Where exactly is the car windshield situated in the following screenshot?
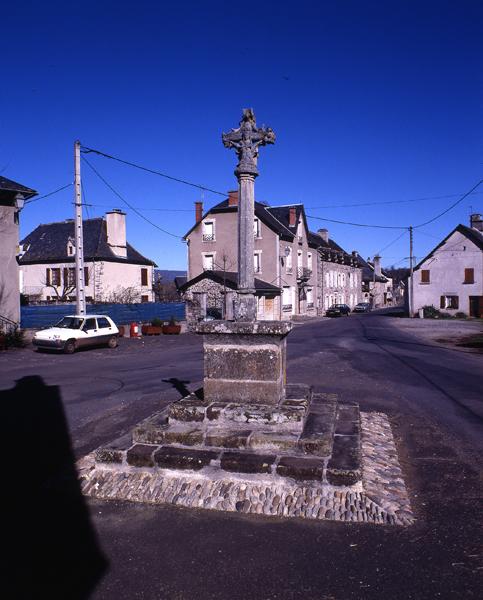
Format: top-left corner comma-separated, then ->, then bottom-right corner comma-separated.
55,317 -> 84,329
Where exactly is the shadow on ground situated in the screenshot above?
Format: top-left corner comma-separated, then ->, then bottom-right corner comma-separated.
3,376 -> 107,599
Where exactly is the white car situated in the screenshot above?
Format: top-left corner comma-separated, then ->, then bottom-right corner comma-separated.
33,314 -> 119,354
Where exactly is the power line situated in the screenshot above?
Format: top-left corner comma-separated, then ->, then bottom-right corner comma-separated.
80,145 -> 226,197
81,156 -> 183,239
306,213 -> 407,229
414,179 -> 483,229
81,202 -> 192,212
305,191 -> 483,210
373,230 -> 408,257
24,183 -> 73,204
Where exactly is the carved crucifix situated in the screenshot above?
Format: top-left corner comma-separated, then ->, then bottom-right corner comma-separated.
222,109 -> 275,321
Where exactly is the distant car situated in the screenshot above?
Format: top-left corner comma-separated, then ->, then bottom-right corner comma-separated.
353,302 -> 371,313
32,315 -> 119,354
325,304 -> 351,317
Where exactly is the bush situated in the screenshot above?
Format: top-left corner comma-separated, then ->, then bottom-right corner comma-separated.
151,317 -> 163,327
455,312 -> 467,319
422,305 -> 441,319
3,329 -> 26,348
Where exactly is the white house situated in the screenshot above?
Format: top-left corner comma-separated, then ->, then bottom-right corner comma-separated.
19,209 -> 157,303
411,214 -> 483,317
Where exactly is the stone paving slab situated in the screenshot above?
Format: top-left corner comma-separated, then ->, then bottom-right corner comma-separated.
79,411 -> 414,526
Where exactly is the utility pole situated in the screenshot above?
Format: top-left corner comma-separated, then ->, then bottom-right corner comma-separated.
409,225 -> 414,318
74,140 -> 86,316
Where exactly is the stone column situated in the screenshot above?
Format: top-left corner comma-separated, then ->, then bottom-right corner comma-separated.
235,173 -> 257,321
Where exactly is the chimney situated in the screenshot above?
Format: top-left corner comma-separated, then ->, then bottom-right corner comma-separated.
228,190 -> 238,206
195,201 -> 203,223
351,250 -> 358,257
106,209 -> 127,258
470,213 -> 483,232
289,206 -> 297,227
318,228 -> 329,243
373,255 -> 382,277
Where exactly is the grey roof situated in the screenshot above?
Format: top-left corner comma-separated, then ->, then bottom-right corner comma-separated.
178,270 -> 281,295
0,176 -> 37,205
356,254 -> 388,283
414,224 -> 483,270
19,217 -> 156,266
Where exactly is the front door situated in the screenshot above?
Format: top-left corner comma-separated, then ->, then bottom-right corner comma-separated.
469,296 -> 483,318
265,297 -> 274,320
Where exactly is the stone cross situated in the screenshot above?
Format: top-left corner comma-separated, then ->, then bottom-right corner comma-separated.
222,109 -> 275,320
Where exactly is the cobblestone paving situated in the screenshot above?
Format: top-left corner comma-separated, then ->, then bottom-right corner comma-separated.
78,411 -> 414,525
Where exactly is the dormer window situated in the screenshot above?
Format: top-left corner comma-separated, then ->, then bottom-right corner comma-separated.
67,238 -> 75,256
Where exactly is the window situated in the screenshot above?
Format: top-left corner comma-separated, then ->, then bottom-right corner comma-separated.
325,273 -> 329,287
464,268 -> 474,284
141,268 -> 148,286
297,250 -> 303,268
421,270 -> 430,283
51,268 -> 61,286
202,220 -> 215,242
307,252 -> 312,271
83,318 -> 97,331
282,286 -> 292,309
97,317 -> 111,329
253,218 -> 261,238
66,268 -> 75,287
141,295 -> 149,303
307,288 -> 313,308
254,251 -> 262,273
84,266 -> 90,286
203,253 -> 215,270
286,248 -> 292,273
440,296 -> 459,309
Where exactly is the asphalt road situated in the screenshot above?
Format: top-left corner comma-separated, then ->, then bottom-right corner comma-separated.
1,315 -> 482,599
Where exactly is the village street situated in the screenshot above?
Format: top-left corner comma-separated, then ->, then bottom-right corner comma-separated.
1,314 -> 482,599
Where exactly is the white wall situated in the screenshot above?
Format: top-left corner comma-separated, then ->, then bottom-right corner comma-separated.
413,230 -> 483,315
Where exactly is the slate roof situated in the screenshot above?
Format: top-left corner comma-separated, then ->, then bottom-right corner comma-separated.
413,224 -> 483,270
177,270 -> 281,295
19,217 -> 156,266
356,254 -> 388,283
0,176 -> 37,205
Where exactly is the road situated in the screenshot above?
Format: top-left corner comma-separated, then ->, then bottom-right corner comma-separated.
1,315 -> 482,599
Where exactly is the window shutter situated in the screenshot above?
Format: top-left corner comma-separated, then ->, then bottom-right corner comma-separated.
454,296 -> 459,309
464,268 -> 474,284
440,296 -> 445,309
141,268 -> 148,286
84,267 -> 89,286
46,268 -> 51,286
63,268 -> 68,285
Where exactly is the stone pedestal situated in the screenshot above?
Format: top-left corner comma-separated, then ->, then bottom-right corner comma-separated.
195,320 -> 292,405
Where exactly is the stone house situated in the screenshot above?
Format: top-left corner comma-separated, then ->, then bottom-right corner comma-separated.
181,191 -> 362,322
410,214 -> 483,317
357,254 -> 393,308
0,176 -> 37,329
19,209 -> 157,304
177,270 -> 281,327
183,191 -> 317,321
308,229 -> 362,312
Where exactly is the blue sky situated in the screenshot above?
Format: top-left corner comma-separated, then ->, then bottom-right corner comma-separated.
2,0 -> 482,270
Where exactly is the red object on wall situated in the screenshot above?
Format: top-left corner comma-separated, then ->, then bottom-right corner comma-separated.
130,322 -> 140,337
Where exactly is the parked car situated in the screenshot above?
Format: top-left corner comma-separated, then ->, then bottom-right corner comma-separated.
32,315 -> 119,354
325,304 -> 351,317
353,302 -> 371,313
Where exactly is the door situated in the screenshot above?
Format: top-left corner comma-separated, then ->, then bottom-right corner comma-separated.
469,296 -> 483,318
265,297 -> 274,320
81,317 -> 98,347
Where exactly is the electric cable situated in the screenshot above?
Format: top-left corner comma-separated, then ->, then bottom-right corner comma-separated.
24,183 -> 73,204
81,155 -> 183,239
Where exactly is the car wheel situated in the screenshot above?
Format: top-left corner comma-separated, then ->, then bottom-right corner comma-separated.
64,339 -> 76,354
107,336 -> 118,349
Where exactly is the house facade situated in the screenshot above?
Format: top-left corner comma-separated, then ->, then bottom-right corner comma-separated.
182,191 -> 362,323
0,176 -> 37,330
411,214 -> 483,317
357,254 -> 393,308
19,209 -> 157,304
